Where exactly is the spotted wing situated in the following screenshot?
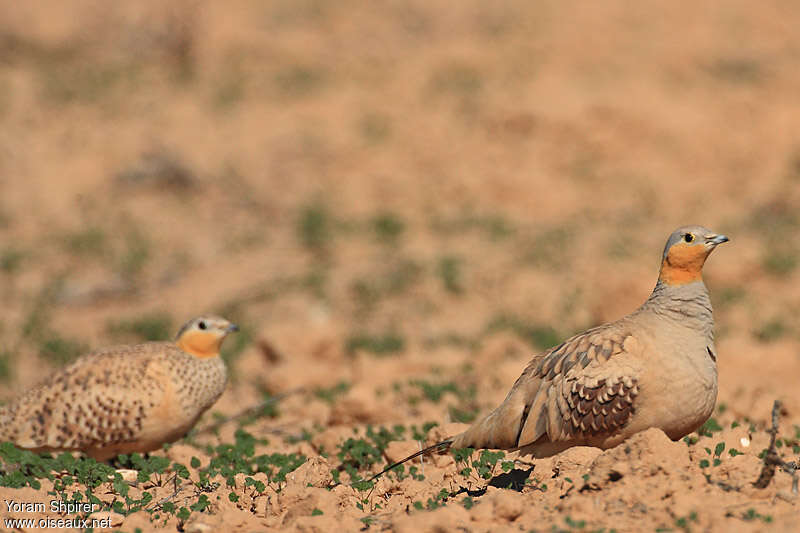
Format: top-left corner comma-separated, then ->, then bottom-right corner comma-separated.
2,344 -> 172,451
518,325 -> 640,444
453,323 -> 642,450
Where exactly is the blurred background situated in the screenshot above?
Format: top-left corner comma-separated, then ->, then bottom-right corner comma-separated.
0,0 -> 798,447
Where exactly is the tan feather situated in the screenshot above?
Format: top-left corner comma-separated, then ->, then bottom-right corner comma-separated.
0,316 -> 236,460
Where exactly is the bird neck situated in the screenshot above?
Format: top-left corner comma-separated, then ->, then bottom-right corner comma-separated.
657,245 -> 710,286
640,279 -> 714,333
176,332 -> 223,358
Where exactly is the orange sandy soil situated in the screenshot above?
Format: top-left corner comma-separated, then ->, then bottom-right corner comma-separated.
1,1 -> 800,531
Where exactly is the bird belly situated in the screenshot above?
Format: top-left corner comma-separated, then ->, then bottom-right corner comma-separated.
639,347 -> 717,440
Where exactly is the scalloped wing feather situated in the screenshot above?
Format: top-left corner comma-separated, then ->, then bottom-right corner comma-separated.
452,322 -> 643,452
518,326 -> 641,446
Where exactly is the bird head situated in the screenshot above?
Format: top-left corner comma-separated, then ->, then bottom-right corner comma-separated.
658,225 -> 729,286
175,315 -> 239,358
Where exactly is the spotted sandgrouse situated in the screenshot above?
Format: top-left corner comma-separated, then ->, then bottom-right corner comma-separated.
0,316 -> 237,460
374,225 -> 729,477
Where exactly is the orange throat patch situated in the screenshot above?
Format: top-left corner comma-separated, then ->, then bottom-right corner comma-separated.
658,243 -> 709,286
177,331 -> 223,358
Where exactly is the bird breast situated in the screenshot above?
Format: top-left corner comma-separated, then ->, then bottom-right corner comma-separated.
167,354 -> 228,417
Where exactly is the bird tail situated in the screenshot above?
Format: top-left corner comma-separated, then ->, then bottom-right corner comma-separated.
369,438 -> 454,482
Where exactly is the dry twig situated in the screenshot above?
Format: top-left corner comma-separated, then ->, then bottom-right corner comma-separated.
752,400 -> 799,492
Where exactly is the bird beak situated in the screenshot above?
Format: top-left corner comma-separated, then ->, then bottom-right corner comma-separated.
226,323 -> 240,333
706,234 -> 730,245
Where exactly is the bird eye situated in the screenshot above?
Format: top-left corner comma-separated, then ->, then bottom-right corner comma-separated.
684,233 -> 694,243
198,321 -> 207,330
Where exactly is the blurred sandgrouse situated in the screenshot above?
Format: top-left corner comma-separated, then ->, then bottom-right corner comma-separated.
374,225 -> 729,477
0,316 -> 237,460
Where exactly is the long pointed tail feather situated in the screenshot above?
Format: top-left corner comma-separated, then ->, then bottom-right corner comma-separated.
369,438 -> 454,482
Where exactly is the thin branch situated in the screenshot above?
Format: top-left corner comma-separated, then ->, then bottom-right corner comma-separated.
147,481 -> 184,513
752,400 -> 798,493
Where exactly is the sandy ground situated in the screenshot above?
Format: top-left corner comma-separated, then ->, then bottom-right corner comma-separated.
1,1 -> 800,531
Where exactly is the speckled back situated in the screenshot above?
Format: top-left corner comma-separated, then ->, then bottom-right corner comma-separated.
0,341 -> 227,458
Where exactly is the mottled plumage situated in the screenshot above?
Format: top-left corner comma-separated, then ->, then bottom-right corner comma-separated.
373,226 -> 729,478
0,316 -> 236,460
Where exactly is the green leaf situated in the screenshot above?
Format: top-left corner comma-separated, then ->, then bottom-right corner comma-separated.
714,442 -> 725,457
174,463 -> 190,479
190,495 -> 210,512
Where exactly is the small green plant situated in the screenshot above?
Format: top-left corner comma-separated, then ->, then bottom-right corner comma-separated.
715,286 -> 746,308
741,508 -> 772,523
349,259 -> 423,313
792,426 -> 800,454
706,57 -> 762,84
409,379 -> 460,403
753,319 -> 788,343
107,312 -> 173,342
0,351 -> 12,382
334,425 -> 420,483
20,284 -> 85,364
39,335 -> 87,365
697,417 -> 723,437
421,332 -> 479,350
411,422 -> 438,441
371,212 -> 405,244
763,249 -> 798,276
63,227 -> 107,257
274,64 -> 327,98
437,255 -> 463,294
429,212 -> 514,240
350,279 -> 380,311
336,437 -> 382,483
674,511 -> 698,531
520,226 -> 574,270
117,229 -> 151,279
698,441 -> 728,481
403,379 -> 478,423
298,202 -> 333,252
448,405 -> 478,423
345,331 -> 405,356
429,62 -> 482,97
486,313 -> 561,350
713,441 -> 725,466
452,448 -> 506,481
412,488 -> 450,511
564,516 -> 586,529
314,382 -> 351,404
0,248 -> 24,274
199,429 -> 305,488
